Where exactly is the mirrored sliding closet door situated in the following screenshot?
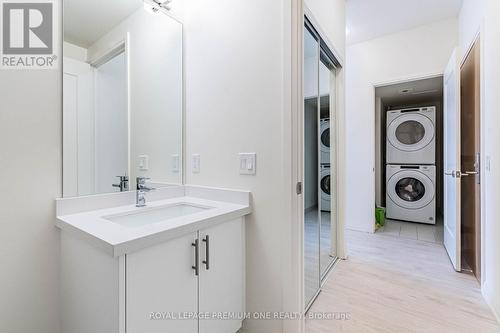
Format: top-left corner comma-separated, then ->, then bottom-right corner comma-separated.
303,17 -> 340,310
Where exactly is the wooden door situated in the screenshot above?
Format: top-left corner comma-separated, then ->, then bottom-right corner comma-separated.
460,39 -> 481,281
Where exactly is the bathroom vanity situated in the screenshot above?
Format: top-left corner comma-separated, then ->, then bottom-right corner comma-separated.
56,186 -> 251,333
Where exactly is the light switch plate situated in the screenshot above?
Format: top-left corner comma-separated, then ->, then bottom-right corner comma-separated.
192,154 -> 200,173
138,155 -> 149,171
239,153 -> 256,175
172,154 -> 180,173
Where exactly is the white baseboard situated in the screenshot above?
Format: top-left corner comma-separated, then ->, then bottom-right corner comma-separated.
345,224 -> 375,234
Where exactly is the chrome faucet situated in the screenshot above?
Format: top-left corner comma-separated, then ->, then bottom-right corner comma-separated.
136,177 -> 155,207
112,175 -> 129,192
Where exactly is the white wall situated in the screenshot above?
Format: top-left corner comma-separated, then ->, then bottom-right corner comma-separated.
0,11 -> 62,333
345,18 -> 458,233
482,0 -> 500,320
458,0 -> 486,59
182,0 -> 345,332
63,42 -> 87,62
458,0 -> 500,321
182,2 -> 289,332
305,0 -> 346,57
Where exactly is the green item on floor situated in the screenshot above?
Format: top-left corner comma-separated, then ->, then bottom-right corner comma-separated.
375,206 -> 386,228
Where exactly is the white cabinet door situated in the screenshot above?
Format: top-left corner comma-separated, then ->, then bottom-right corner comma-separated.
126,232 -> 199,333
199,219 -> 245,333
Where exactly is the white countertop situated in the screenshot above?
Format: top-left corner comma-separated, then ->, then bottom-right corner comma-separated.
56,187 -> 251,257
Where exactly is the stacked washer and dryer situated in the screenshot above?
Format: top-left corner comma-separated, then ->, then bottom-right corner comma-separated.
320,119 -> 331,212
386,107 -> 436,224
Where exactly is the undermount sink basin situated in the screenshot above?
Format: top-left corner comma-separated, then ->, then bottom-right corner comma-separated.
104,203 -> 212,228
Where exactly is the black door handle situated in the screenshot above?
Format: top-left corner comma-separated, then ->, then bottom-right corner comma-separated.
192,239 -> 199,276
202,235 -> 210,270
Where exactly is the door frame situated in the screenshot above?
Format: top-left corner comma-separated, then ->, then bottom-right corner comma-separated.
289,1 -> 347,322
303,16 -> 343,310
287,2 -> 347,332
459,30 -> 486,285
87,36 -> 131,193
371,72 -> 443,234
303,4 -> 346,262
284,1 -> 305,332
369,30 -> 486,285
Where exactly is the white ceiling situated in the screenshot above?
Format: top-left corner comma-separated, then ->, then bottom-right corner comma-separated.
64,0 -> 142,48
376,76 -> 443,107
346,0 -> 463,45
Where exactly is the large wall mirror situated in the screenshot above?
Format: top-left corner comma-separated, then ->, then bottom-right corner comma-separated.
62,0 -> 183,197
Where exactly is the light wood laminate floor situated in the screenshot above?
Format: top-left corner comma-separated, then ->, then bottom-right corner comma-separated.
305,230 -> 500,333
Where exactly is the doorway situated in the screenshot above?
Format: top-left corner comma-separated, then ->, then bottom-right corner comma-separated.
460,39 -> 481,281
63,45 -> 128,197
374,77 -> 444,241
93,50 -> 129,194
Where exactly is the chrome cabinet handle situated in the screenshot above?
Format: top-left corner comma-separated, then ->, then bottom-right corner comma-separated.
202,235 -> 210,270
192,239 -> 199,276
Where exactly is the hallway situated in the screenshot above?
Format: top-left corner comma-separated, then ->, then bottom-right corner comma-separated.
305,230 -> 500,333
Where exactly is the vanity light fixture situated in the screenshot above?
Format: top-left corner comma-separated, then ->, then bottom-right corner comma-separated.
143,0 -> 173,14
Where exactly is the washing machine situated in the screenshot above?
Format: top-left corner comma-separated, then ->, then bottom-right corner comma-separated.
386,107 -> 436,164
320,165 -> 331,212
320,119 -> 330,164
386,164 -> 436,224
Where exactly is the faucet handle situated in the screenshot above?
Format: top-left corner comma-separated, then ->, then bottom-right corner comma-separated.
136,177 -> 154,190
113,175 -> 129,191
136,176 -> 150,184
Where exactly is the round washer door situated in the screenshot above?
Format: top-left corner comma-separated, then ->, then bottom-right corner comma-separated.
387,170 -> 434,209
320,168 -> 330,197
387,113 -> 434,152
320,121 -> 330,153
